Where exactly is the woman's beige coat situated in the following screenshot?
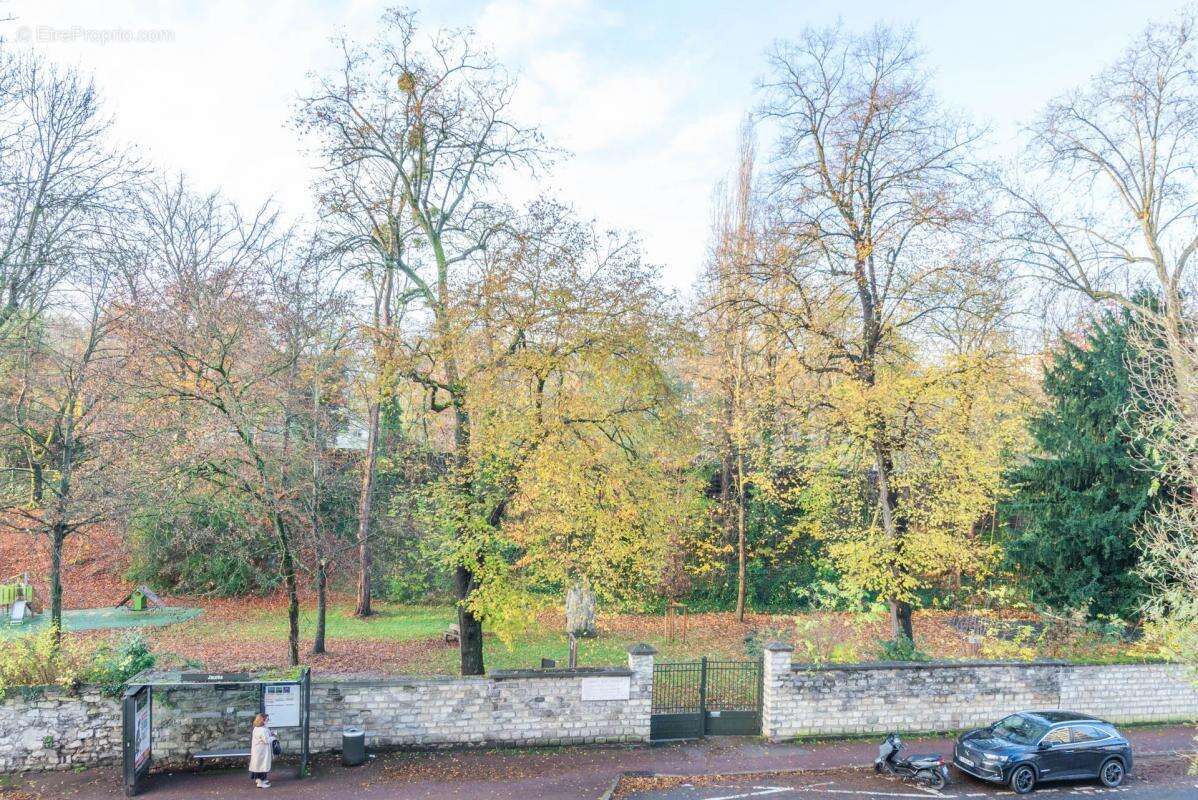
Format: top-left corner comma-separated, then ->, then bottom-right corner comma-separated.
249,725 -> 273,773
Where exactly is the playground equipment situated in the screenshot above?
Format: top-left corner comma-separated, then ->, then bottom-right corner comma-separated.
115,586 -> 166,612
1,573 -> 37,625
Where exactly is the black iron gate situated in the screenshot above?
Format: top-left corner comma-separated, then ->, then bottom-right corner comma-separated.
650,657 -> 761,741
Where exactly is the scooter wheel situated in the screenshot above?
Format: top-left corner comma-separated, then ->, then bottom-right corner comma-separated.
917,769 -> 947,790
874,763 -> 883,774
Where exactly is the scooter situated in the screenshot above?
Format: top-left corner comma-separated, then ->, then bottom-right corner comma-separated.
874,732 -> 949,789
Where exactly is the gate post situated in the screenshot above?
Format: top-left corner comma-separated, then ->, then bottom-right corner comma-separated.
628,643 -> 656,742
761,641 -> 793,742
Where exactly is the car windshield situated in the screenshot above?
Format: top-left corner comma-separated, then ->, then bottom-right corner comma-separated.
990,714 -> 1050,745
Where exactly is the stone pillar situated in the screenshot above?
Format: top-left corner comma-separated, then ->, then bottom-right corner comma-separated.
627,643 -> 656,742
761,641 -> 793,742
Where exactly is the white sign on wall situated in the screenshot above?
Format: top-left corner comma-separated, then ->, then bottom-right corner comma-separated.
263,684 -> 301,727
580,675 -> 631,702
133,690 -> 151,771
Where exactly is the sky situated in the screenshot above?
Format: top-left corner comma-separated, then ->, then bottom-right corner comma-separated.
2,0 -> 1188,292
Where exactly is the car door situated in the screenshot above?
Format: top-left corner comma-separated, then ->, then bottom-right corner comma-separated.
1034,725 -> 1075,781
1067,724 -> 1110,777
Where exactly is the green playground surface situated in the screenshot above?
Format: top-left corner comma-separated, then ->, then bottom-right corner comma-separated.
1,606 -> 201,637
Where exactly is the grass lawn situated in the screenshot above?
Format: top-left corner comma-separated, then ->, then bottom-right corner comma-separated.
146,600 -> 815,673
123,598 -> 1164,675
158,601 -> 695,673
225,602 -> 451,642
1,606 -> 201,638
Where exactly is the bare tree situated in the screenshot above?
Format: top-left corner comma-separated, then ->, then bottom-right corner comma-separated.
0,51 -> 136,641
760,23 -> 984,641
271,254 -> 355,656
0,228 -> 141,640
0,52 -> 131,340
1005,11 -> 1198,500
126,177 -> 311,666
299,9 -> 546,674
1130,317 -> 1198,661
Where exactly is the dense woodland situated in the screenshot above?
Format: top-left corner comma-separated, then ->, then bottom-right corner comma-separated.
2,9 -> 1197,675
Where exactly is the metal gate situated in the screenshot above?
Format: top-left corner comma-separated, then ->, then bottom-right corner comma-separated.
650,657 -> 761,741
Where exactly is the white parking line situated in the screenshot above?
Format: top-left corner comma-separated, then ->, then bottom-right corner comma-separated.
812,790 -> 959,798
706,788 -> 790,800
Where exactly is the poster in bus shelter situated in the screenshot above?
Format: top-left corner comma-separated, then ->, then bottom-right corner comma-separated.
134,689 -> 151,771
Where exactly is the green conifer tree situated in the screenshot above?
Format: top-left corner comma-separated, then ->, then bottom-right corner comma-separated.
1005,304 -> 1164,619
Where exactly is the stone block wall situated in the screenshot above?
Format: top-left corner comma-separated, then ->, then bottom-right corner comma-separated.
1060,663 -> 1198,723
761,643 -> 1198,740
0,645 -> 654,773
4,646 -> 1194,773
0,688 -> 120,773
300,663 -> 650,752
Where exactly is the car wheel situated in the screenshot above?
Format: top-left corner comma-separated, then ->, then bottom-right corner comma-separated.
1009,764 -> 1036,794
1099,758 -> 1125,787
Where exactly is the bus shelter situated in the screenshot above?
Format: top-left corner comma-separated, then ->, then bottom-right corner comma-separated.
122,668 -> 311,796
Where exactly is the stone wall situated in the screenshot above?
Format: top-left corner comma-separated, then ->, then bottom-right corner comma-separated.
0,688 -> 121,773
761,642 -> 1198,740
299,656 -> 652,752
5,645 -> 1196,774
0,645 -> 655,774
1060,663 -> 1198,723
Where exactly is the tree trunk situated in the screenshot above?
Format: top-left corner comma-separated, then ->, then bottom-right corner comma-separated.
735,451 -> 748,622
270,510 -> 301,666
455,564 -> 485,675
354,401 -> 381,617
873,443 -> 914,643
49,522 -> 65,645
889,598 -> 914,642
312,558 -> 328,655
565,578 -> 597,638
30,461 -> 43,503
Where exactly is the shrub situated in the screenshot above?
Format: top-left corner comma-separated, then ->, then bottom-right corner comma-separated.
86,635 -> 156,696
744,623 -> 793,658
0,629 -> 92,696
126,496 -> 281,596
876,634 -> 930,662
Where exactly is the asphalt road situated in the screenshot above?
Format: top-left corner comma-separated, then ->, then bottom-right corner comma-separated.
616,759 -> 1198,800
10,730 -> 1195,799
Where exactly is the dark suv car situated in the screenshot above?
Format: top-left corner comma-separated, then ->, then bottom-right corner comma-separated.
954,710 -> 1132,794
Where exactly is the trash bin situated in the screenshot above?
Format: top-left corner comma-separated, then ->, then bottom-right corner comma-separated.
341,726 -> 366,766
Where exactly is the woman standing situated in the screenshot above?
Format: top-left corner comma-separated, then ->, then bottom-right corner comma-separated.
249,713 -> 275,788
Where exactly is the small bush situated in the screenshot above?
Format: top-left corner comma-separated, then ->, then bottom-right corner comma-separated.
87,635 -> 156,696
744,623 -> 792,658
792,616 -> 861,664
0,628 -> 92,696
876,634 -> 930,662
0,631 -> 157,698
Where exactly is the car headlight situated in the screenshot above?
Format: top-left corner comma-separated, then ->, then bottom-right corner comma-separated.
982,753 -> 1009,764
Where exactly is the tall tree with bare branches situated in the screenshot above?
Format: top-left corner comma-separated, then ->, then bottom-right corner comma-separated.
300,9 -> 547,673
1005,11 -> 1198,502
0,53 -> 131,340
760,23 -> 988,642
125,178 -> 317,666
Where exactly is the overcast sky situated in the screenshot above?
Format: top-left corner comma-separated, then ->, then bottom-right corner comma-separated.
3,0 -> 1187,291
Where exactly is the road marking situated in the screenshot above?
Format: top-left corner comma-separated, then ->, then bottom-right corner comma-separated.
811,790 -> 959,798
706,788 -> 790,800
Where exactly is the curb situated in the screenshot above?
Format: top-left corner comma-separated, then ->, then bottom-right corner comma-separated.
597,774 -> 622,800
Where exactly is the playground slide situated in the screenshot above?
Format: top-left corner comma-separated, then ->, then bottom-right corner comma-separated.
9,599 -> 28,623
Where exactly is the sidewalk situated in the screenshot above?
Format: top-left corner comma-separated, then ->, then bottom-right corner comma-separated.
10,724 -> 1195,800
